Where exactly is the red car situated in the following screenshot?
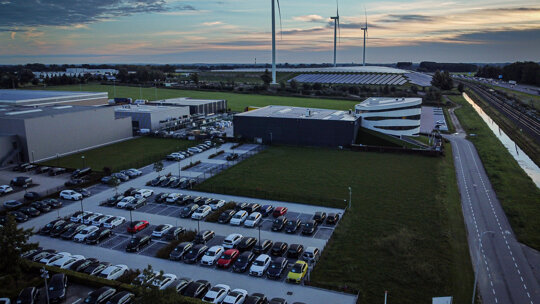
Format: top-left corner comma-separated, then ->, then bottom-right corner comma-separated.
217,249 -> 240,268
127,220 -> 149,233
273,207 -> 288,218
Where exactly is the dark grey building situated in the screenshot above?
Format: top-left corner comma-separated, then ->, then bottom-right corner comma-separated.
149,98 -> 227,115
233,106 -> 360,147
0,89 -> 109,106
115,105 -> 190,131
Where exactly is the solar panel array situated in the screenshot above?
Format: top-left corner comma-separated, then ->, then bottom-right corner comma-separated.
289,73 -> 408,85
404,73 -> 432,87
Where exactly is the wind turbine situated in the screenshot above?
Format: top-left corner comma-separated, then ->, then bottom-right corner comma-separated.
271,0 -> 283,84
361,9 -> 368,66
330,0 -> 340,67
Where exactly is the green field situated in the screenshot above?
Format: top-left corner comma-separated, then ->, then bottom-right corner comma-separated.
487,84 -> 540,111
41,84 -> 360,112
450,94 -> 540,250
39,137 -> 194,172
195,146 -> 473,303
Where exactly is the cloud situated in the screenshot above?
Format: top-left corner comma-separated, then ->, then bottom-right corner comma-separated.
379,14 -> 434,23
293,15 -> 327,23
281,27 -> 326,35
202,21 -> 223,26
0,0 -> 196,28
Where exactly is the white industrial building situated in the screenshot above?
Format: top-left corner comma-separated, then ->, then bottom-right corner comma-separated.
355,97 -> 422,137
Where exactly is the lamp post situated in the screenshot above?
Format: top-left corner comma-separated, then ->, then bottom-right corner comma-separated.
129,209 -> 133,238
258,225 -> 261,246
197,219 -> 200,234
80,197 -> 84,213
348,186 -> 352,209
178,158 -> 181,178
472,231 -> 495,304
81,155 -> 85,168
40,267 -> 50,304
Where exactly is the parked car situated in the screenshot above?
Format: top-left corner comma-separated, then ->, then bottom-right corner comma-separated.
71,167 -> 92,179
12,163 -> 30,171
74,188 -> 91,197
23,191 -> 40,201
83,286 -> 116,304
65,178 -> 86,187
164,226 -> 185,241
243,203 -> 261,213
312,212 -> 327,224
31,201 -> 51,213
171,278 -> 192,295
151,273 -> 177,290
126,236 -> 151,252
285,219 -> 302,233
123,187 -> 138,197
3,200 -> 23,209
287,244 -> 305,258
200,246 -> 225,266
102,216 -> 126,229
232,251 -> 255,273
182,280 -> 211,299
260,205 -> 274,217
302,247 -> 320,264
73,226 -> 99,242
50,222 -> 76,237
0,185 -> 14,195
61,224 -> 87,240
237,237 -> 257,252
69,211 -> 90,223
10,176 -> 32,187
127,220 -> 149,233
106,291 -> 134,304
98,264 -> 129,280
86,228 -> 113,245
154,192 -> 168,203
267,257 -> 289,279
123,168 -> 142,178
202,284 -> 230,303
302,220 -> 318,235
35,166 -> 50,174
222,289 -> 248,304
125,198 -> 146,210
150,176 -> 166,186
208,199 -> 225,210
234,202 -> 248,211
48,167 -> 67,176
83,213 -> 103,225
245,293 -> 268,304
43,198 -> 62,209
69,258 -> 98,272
134,189 -> 153,199
192,205 -> 212,220
272,206 -> 288,218
218,210 -> 236,224
170,242 -> 193,260
217,249 -> 239,269
169,177 -> 182,188
271,242 -> 289,256
194,230 -> 215,244
244,212 -> 262,228
51,255 -> 85,269
48,273 -> 68,302
253,239 -> 273,255
271,216 -> 287,231
287,260 -> 308,283
183,244 -> 209,264
101,176 -> 113,184
222,233 -> 243,249
16,286 -> 40,304
85,262 -> 109,275
8,211 -> 28,222
249,254 -> 271,277
40,219 -> 65,235
230,210 -> 248,226
180,204 -> 199,218
152,224 -> 173,238
326,213 -> 340,225
116,196 -> 135,208
92,214 -> 112,226
111,172 -> 129,182
59,190 -> 82,200
19,206 -> 40,217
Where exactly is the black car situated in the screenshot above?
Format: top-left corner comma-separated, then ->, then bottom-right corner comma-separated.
31,201 -> 51,213
287,244 -> 304,258
237,237 -> 257,252
10,176 -> 32,187
266,257 -> 289,279
123,187 -> 137,196
40,219 -> 65,235
71,167 -> 92,179
50,222 -> 76,237
16,286 -> 40,304
271,216 -> 287,231
302,220 -> 318,235
19,206 -> 41,217
170,242 -> 193,260
12,163 -> 30,171
24,191 -> 40,201
313,212 -> 327,224
48,273 -> 68,302
194,230 -> 215,244
61,224 -> 87,240
260,205 -> 274,217
64,179 -> 86,187
112,173 -> 129,182
69,258 -> 99,272
253,239 -> 273,255
180,203 -> 199,218
125,198 -> 146,210
74,188 -> 91,197
218,209 -> 235,224
159,177 -> 174,187
172,278 -> 192,295
182,280 -> 211,299
86,228 -> 113,244
35,166 -> 50,174
126,236 -> 151,252
154,193 -> 168,203
83,286 -> 116,304
269,298 -> 287,304
226,153 -> 239,161
8,211 -> 28,222
170,178 -> 182,188
150,176 -> 165,187
243,203 -> 261,213
49,167 -> 67,176
285,219 -> 302,233
83,262 -> 110,276
271,242 -> 288,256
183,244 -> 209,263
106,291 -> 134,304
164,226 -> 185,241
326,213 -> 340,225
245,293 -> 268,304
232,251 -> 255,273
102,195 -> 124,207
44,198 -> 62,208
234,202 -> 248,211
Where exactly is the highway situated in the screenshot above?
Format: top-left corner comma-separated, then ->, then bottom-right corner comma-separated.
446,109 -> 540,304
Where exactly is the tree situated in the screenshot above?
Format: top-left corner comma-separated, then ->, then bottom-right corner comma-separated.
410,85 -> 418,94
189,73 -> 199,86
457,82 -> 464,93
0,215 -> 37,277
312,83 -> 322,90
260,69 -> 272,85
109,176 -> 120,195
154,160 -> 164,176
289,79 -> 298,90
431,70 -> 453,90
18,69 -> 35,84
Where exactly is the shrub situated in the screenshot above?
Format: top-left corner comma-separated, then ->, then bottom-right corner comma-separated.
204,202 -> 236,223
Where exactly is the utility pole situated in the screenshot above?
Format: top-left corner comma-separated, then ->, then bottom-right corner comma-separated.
80,197 -> 84,213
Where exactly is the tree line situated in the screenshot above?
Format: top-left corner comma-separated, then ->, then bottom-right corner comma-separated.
476,61 -> 540,86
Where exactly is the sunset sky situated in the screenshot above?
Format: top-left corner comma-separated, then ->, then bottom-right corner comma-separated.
0,0 -> 539,64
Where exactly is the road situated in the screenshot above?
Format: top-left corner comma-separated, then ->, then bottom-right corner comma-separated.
446,109 -> 540,304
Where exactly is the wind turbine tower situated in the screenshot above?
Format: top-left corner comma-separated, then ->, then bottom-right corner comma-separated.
271,0 -> 282,84
361,10 -> 368,66
330,1 -> 340,67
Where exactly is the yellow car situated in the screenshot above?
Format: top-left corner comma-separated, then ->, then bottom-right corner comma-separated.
287,260 -> 308,283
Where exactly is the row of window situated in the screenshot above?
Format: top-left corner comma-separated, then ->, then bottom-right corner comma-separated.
364,114 -> 421,121
356,104 -> 421,114
374,125 -> 420,131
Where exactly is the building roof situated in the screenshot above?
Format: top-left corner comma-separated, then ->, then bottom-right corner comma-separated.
235,105 -> 357,121
0,104 -> 110,120
356,97 -> 421,111
114,104 -> 187,114
151,97 -> 224,106
0,89 -> 108,106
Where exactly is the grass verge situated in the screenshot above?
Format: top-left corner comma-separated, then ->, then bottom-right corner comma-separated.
195,145 -> 473,303
450,94 -> 540,249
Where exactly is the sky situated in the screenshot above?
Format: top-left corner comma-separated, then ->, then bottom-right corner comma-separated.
0,0 -> 539,65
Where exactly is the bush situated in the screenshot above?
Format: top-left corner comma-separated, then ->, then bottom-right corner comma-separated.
181,161 -> 201,170
208,150 -> 224,159
155,230 -> 197,259
204,202 -> 236,223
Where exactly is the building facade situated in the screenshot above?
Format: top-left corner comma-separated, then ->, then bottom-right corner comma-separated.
150,98 -> 227,115
355,97 -> 422,137
0,90 -> 109,106
115,105 -> 190,131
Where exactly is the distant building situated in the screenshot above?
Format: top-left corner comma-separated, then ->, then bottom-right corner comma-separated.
0,89 -> 108,106
234,105 -> 360,147
149,98 -> 227,115
115,104 -> 190,132
355,97 -> 422,137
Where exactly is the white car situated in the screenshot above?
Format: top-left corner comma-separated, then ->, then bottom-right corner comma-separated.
244,212 -> 262,228
70,211 -> 92,223
203,284 -> 230,303
132,271 -> 160,286
151,273 -> 177,290
167,152 -> 185,160
59,190 -> 82,200
116,196 -> 135,208
134,189 -> 153,199
40,252 -> 70,265
249,254 -> 271,277
230,210 -> 248,226
103,216 -> 126,229
222,289 -> 248,304
51,255 -> 85,269
0,185 -> 13,195
73,225 -> 99,242
98,264 -> 129,280
191,205 -> 212,220
166,193 -> 182,203
188,147 -> 202,153
127,168 -> 142,176
209,200 -> 225,210
92,214 -> 113,226
151,224 -> 173,238
200,246 -> 224,266
83,213 -> 103,225
222,233 -> 243,249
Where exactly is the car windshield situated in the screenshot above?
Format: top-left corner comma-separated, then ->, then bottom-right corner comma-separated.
274,219 -> 282,224
182,207 -> 191,212
84,295 -> 98,303
253,260 -> 265,266
270,263 -> 279,269
130,239 -> 139,244
206,250 -> 216,256
221,254 -> 231,259
292,264 -> 304,273
305,223 -> 313,228
287,221 -> 294,226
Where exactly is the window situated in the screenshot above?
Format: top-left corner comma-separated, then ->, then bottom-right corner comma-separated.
374,125 -> 420,131
364,114 -> 421,121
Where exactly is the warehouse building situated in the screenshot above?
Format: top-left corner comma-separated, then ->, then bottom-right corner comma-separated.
115,105 -> 190,132
355,97 -> 422,137
0,89 -> 109,106
150,97 -> 227,115
0,104 -> 132,165
234,106 -> 360,147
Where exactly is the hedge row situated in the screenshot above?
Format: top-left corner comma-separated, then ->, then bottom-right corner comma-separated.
208,150 -> 225,159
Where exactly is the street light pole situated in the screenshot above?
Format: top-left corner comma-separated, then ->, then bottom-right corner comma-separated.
197,219 -> 200,234
81,155 -> 85,168
258,225 -> 261,246
40,267 -> 50,304
348,187 -> 352,209
80,197 -> 84,213
472,231 -> 495,304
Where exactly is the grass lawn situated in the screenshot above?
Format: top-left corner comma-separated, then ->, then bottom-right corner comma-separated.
450,94 -> 540,250
486,83 -> 540,111
40,84 -> 360,112
39,137 -> 195,172
195,145 -> 473,303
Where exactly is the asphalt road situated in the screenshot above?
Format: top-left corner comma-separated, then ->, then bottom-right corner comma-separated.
447,110 -> 540,304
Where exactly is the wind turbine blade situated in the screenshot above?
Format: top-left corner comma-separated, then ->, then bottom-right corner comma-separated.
338,18 -> 341,45
336,0 -> 339,17
364,7 -> 367,28
277,0 -> 283,40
